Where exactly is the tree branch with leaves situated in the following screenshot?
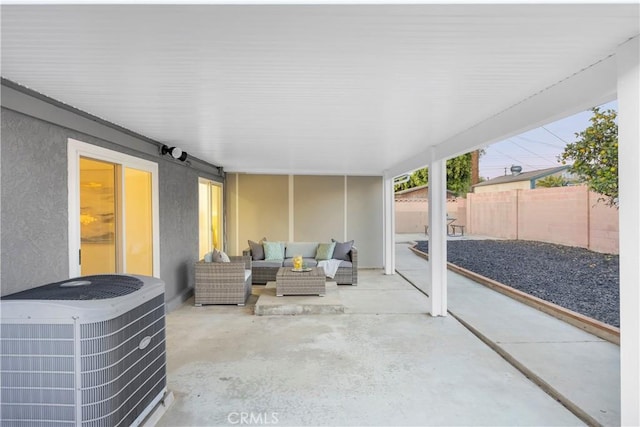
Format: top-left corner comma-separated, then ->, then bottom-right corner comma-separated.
560,107 -> 618,207
394,151 -> 481,196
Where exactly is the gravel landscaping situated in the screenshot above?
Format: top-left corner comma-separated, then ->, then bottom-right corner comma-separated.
414,239 -> 619,327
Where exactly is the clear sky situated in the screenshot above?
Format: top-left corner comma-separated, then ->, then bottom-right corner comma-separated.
479,100 -> 618,180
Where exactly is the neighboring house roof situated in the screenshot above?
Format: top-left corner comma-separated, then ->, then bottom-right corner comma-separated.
394,184 -> 456,198
473,165 -> 570,188
395,184 -> 429,196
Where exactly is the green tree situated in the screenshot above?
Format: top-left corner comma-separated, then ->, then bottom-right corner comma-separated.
394,152 -> 474,196
536,175 -> 568,188
446,153 -> 473,195
559,107 -> 618,207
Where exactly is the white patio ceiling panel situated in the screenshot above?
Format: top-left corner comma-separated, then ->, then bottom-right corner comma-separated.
1,4 -> 638,175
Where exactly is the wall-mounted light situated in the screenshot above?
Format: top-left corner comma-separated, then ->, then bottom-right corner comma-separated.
161,145 -> 188,162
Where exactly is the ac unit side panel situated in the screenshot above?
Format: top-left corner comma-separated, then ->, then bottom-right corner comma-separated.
79,293 -> 166,427
0,323 -> 77,425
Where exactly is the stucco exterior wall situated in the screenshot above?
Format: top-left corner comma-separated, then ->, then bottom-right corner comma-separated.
1,98 -> 222,307
1,108 -> 70,293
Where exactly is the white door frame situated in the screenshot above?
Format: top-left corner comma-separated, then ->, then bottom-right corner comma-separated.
67,138 -> 160,277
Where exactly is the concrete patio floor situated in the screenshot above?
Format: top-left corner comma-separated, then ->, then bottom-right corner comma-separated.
155,243 -> 618,426
395,241 -> 620,427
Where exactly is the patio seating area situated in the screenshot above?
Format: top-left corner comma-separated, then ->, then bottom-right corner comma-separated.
154,244 -> 619,426
194,255 -> 253,306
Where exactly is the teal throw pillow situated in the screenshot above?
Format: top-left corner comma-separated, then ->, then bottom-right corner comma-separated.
315,242 -> 336,261
263,241 -> 285,260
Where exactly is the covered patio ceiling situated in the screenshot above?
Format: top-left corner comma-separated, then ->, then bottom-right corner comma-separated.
1,3 -> 638,175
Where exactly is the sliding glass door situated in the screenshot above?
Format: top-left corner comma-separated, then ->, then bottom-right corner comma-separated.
78,157 -> 119,275
69,139 -> 159,277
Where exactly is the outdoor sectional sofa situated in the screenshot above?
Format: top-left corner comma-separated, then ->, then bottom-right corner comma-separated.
243,241 -> 358,285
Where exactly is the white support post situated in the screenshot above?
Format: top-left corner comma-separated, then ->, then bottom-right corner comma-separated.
617,35 -> 640,427
428,156 -> 447,316
383,175 -> 395,275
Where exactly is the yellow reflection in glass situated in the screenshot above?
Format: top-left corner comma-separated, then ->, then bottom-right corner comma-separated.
80,157 -> 117,275
125,167 -> 153,275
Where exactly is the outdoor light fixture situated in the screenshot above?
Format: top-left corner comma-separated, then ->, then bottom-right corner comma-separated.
161,145 -> 188,162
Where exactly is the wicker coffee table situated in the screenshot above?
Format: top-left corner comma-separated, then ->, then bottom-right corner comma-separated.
276,267 -> 326,297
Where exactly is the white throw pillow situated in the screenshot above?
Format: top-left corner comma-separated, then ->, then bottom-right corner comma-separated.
212,248 -> 231,263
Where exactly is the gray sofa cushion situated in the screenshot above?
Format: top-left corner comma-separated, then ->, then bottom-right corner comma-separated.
339,260 -> 352,268
285,242 -> 318,258
283,258 -> 318,267
252,260 -> 284,268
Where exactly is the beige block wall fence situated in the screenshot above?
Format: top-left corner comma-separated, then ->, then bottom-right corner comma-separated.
472,180 -> 532,193
396,185 -> 619,254
226,173 -> 384,268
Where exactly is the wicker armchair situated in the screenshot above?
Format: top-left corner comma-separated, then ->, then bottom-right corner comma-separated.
194,256 -> 252,306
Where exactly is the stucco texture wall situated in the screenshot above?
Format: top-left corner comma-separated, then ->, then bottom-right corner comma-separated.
1,107 -> 218,304
1,108 -> 70,294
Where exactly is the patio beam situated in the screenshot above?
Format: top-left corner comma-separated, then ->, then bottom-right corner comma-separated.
386,54 -> 617,178
617,35 -> 640,427
428,155 -> 447,316
383,175 -> 395,275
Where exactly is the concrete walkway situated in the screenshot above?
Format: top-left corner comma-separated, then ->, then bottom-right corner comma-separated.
152,245 -> 619,426
395,242 -> 620,426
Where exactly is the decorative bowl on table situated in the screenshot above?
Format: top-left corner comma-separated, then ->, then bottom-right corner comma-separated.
293,255 -> 303,270
291,255 -> 311,272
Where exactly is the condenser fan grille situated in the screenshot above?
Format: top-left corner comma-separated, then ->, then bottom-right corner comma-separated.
1,276 -> 166,427
2,275 -> 143,300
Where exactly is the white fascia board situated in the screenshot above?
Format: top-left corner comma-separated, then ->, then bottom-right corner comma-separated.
386,54 -> 618,178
